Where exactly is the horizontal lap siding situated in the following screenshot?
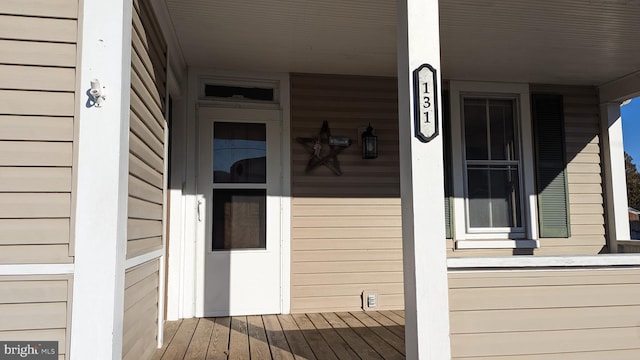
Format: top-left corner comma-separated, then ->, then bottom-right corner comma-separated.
0,0 -> 77,264
127,0 -> 166,259
290,74 -> 403,313
0,275 -> 72,359
122,3 -> 164,359
122,260 -> 160,360
447,85 -> 605,257
533,85 -> 605,255
449,268 -> 640,359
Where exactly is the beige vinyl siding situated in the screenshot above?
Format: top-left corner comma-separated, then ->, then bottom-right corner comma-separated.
534,85 -> 605,254
290,74 -> 403,313
122,260 -> 160,360
127,0 -> 167,259
449,268 -> 640,359
0,0 -> 78,263
447,85 -> 605,256
0,275 -> 73,360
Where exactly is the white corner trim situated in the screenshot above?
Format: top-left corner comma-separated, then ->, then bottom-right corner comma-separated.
455,239 -> 539,249
0,264 -> 74,276
157,252 -> 166,348
447,254 -> 640,268
125,250 -> 164,270
279,73 -> 292,315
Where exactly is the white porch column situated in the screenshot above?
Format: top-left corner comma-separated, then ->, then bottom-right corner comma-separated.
397,0 -> 452,359
600,103 -> 631,251
70,0 -> 132,358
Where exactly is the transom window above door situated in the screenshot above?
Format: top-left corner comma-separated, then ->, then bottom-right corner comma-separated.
450,82 -> 539,249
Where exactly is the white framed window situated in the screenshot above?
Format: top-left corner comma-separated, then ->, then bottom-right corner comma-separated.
450,81 -> 538,249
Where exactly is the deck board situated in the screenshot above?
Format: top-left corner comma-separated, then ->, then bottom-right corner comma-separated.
380,310 -> 405,326
290,314 -> 339,360
336,312 -> 404,360
321,312 -> 384,360
364,311 -> 406,340
350,312 -> 405,355
206,317 -> 231,360
160,318 -> 198,360
263,314 -> 295,360
277,314 -> 317,360
247,316 -> 272,360
228,316 -> 250,360
154,312 -> 406,359
184,318 -> 214,359
306,313 -> 361,360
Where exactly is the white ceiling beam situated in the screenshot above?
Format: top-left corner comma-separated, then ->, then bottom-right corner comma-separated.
599,70 -> 640,103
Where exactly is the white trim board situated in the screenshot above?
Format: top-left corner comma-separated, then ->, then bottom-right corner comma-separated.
455,239 -> 539,249
125,250 -> 164,270
0,264 -> 74,276
448,254 -> 640,268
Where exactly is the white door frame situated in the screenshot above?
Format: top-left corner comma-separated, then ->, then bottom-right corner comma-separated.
169,69 -> 291,319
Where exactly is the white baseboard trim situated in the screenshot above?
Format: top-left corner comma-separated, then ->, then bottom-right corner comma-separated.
125,249 -> 164,270
448,254 -> 640,269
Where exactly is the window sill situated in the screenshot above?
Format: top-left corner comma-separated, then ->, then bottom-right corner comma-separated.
454,239 -> 539,249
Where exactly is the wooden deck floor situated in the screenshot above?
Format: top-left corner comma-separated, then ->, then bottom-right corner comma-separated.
152,311 -> 406,360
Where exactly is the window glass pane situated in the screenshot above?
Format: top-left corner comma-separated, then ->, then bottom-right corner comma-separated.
467,167 -> 491,227
213,122 -> 266,183
464,98 -> 488,160
467,165 -> 522,228
212,189 -> 266,250
489,99 -> 518,160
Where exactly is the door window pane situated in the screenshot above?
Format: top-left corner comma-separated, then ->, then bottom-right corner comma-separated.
212,189 -> 266,250
213,122 -> 266,183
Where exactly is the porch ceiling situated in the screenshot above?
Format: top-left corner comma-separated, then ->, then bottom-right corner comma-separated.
163,0 -> 640,85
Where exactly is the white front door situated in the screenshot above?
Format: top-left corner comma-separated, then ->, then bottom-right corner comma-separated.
197,107 -> 282,316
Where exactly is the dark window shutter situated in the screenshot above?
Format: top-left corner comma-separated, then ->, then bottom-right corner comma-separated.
532,94 -> 571,238
442,91 -> 453,238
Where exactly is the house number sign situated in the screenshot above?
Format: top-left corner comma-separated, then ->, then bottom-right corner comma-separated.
413,64 -> 439,142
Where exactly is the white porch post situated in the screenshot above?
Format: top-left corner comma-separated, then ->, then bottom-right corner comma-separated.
600,103 -> 631,251
397,0 -> 451,359
70,0 -> 132,358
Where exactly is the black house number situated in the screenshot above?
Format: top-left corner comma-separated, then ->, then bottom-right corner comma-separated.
413,64 -> 439,143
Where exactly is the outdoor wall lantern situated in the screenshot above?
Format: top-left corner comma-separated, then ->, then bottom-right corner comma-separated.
361,124 -> 378,159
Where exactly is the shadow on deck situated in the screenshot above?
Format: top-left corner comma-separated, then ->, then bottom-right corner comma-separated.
153,311 -> 406,360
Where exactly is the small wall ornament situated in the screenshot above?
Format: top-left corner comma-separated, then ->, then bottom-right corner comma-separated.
296,121 -> 351,175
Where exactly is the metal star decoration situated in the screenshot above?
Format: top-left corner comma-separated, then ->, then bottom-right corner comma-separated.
296,121 -> 351,175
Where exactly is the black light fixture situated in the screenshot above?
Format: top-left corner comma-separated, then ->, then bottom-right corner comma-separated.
361,124 -> 378,159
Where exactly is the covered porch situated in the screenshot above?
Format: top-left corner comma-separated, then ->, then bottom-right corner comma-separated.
151,0 -> 640,359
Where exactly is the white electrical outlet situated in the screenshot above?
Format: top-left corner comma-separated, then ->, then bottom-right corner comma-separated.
367,294 -> 377,307
362,290 -> 378,311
